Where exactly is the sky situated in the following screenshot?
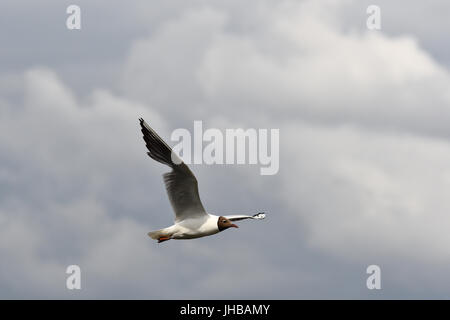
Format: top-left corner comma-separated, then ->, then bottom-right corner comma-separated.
1,0 -> 450,299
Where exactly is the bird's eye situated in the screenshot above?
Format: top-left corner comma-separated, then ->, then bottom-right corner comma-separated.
222,220 -> 227,223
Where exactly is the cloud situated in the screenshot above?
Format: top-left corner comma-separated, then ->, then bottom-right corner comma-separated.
119,0 -> 450,143
118,0 -> 450,297
121,7 -> 228,119
280,123 -> 450,261
197,1 -> 450,137
0,68 -> 171,298
0,68 -> 286,299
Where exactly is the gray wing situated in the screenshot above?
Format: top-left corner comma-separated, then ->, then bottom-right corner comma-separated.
224,212 -> 266,221
139,118 -> 207,222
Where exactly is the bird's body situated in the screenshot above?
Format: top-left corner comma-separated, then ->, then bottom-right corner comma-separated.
148,214 -> 220,241
138,118 -> 265,243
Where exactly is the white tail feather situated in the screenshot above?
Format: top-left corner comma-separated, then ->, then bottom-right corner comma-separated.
148,229 -> 167,240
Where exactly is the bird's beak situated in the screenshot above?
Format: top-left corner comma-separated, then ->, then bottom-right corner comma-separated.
231,224 -> 239,228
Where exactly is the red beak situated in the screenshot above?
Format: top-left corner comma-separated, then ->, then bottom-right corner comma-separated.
231,224 -> 239,228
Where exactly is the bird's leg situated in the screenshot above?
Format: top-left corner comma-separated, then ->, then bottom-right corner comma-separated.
158,237 -> 171,243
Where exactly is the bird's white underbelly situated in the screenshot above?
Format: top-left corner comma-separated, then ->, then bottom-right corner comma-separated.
170,216 -> 219,239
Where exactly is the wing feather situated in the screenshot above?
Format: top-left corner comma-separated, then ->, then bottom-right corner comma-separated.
139,118 -> 207,222
224,212 -> 266,221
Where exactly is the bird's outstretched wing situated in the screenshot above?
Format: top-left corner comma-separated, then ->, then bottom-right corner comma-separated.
224,212 -> 266,221
139,118 -> 207,223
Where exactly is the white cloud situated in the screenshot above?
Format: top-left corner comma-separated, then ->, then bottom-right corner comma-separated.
280,122 -> 450,264
0,68 -> 283,298
120,0 -> 450,139
122,7 -> 228,114
0,68 -> 171,297
197,1 -> 450,136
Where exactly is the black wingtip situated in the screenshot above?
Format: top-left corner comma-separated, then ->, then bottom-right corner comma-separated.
253,212 -> 266,217
139,117 -> 144,124
251,212 -> 266,220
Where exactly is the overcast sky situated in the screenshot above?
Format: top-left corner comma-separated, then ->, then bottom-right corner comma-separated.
1,0 -> 450,299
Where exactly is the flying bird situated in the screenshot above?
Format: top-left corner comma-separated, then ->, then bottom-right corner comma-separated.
139,118 -> 266,243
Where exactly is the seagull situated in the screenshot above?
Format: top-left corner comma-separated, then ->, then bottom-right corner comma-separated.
139,118 -> 266,243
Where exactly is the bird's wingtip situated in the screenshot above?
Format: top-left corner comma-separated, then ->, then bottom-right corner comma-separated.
253,212 -> 266,219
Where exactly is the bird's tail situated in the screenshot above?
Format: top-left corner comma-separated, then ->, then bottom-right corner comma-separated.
147,228 -> 169,240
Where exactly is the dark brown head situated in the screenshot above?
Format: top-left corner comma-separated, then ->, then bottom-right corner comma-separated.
217,216 -> 239,231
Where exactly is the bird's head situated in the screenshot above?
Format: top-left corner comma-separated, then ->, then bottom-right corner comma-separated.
217,216 -> 239,231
